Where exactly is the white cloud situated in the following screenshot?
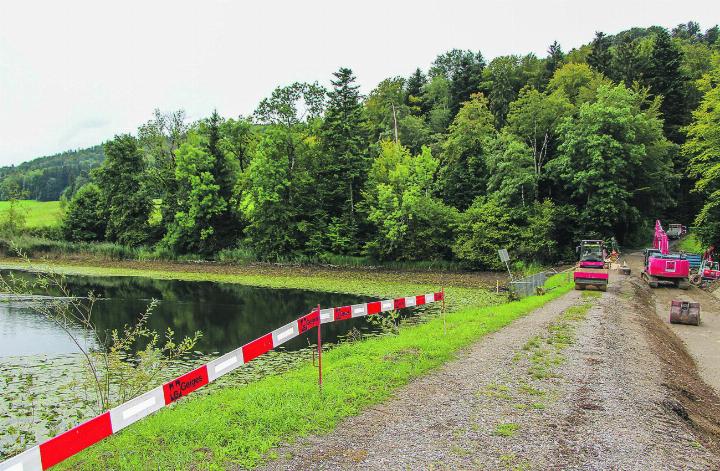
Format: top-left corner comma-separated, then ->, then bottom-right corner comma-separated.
0,0 -> 717,165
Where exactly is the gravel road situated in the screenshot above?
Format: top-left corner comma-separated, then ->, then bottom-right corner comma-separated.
621,248 -> 720,394
259,272 -> 720,470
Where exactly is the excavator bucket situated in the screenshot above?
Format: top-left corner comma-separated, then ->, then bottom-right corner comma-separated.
669,300 -> 700,326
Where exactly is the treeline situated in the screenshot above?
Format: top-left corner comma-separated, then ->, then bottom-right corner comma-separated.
0,146 -> 104,201
60,22 -> 720,268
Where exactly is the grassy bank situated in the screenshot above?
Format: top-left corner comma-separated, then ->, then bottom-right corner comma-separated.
677,233 -> 703,253
55,273 -> 573,470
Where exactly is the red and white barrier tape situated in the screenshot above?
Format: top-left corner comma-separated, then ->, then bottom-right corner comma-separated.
0,291 -> 444,470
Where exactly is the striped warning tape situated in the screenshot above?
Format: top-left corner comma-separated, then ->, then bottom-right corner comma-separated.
0,291 -> 444,470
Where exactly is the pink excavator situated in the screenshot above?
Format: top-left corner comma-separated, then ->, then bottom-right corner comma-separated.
641,220 -> 690,289
573,239 -> 609,291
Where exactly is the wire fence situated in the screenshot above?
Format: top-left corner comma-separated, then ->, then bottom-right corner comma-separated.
509,271 -> 548,298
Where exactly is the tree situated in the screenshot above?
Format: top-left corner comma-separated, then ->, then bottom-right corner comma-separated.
364,142 -> 457,260
205,111 -> 241,250
672,21 -> 702,42
646,28 -> 690,142
436,93 -> 496,210
242,83 -> 325,257
365,77 -> 406,142
484,55 -> 525,126
0,181 -> 28,236
62,183 -> 107,242
398,114 -> 432,155
422,75 -> 453,133
452,196 -> 556,269
137,109 -> 188,230
317,67 -> 369,249
161,132 -> 228,254
543,41 -> 565,87
610,36 -> 647,86
546,62 -> 609,106
430,49 -> 486,117
252,81 -> 326,185
505,87 -> 573,199
486,132 -> 537,206
405,67 -> 427,115
704,25 -> 720,45
219,116 -> 256,173
549,84 -> 675,241
240,128 -> 315,257
587,31 -> 612,76
683,54 -> 720,245
94,134 -> 153,246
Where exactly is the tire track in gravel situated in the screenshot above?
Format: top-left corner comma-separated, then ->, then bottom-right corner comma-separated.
258,291 -> 583,470
542,276 -> 718,470
259,274 -> 720,470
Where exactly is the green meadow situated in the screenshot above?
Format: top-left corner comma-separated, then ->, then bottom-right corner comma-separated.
0,200 -> 62,228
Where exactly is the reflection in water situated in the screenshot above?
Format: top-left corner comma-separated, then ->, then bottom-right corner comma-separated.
0,270 -> 369,357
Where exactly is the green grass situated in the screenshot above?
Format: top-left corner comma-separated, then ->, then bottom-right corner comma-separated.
54,274 -> 573,470
0,200 -> 62,228
677,233 -> 703,253
493,422 -> 520,437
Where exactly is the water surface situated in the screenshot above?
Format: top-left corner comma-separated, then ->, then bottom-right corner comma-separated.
0,270 -> 369,357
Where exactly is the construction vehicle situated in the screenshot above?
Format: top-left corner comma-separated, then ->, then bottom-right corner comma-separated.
573,239 -> 609,291
689,246 -> 720,286
666,223 -> 686,240
642,221 -> 690,289
690,259 -> 720,286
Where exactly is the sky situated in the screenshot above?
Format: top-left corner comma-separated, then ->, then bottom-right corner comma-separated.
0,0 -> 717,166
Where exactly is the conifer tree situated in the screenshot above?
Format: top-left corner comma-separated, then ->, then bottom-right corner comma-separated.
205,110 -> 240,250
94,135 -> 152,246
646,29 -> 689,142
405,68 -> 428,115
545,41 -> 564,79
587,32 -> 612,76
317,68 -> 369,250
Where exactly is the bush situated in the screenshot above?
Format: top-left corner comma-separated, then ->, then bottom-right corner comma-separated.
453,197 -> 556,270
366,189 -> 459,261
62,183 -> 107,242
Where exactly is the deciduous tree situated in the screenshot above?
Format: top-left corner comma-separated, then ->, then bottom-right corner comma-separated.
436,94 -> 496,210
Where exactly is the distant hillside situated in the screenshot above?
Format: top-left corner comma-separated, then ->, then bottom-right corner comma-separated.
0,145 -> 104,201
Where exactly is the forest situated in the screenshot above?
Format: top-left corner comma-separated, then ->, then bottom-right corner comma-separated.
19,22 -> 720,269
0,145 -> 104,201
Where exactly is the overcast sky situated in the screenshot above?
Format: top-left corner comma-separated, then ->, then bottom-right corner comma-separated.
0,0 -> 717,166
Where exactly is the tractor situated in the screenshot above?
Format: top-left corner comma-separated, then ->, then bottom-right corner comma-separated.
690,246 -> 720,287
689,259 -> 720,287
573,239 -> 609,291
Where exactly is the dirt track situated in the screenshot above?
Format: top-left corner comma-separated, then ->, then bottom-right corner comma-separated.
625,252 -> 720,393
259,269 -> 720,470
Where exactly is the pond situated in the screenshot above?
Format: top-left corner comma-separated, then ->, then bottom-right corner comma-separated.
0,269 -> 436,459
0,269 -> 371,357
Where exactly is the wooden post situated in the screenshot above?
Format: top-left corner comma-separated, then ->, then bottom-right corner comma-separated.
442,286 -> 446,335
316,304 -> 322,395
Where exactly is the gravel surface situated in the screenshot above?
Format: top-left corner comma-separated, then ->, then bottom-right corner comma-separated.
259,273 -> 720,470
